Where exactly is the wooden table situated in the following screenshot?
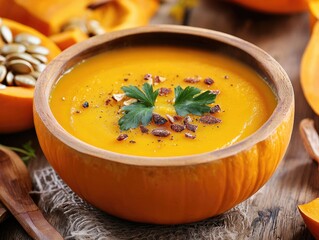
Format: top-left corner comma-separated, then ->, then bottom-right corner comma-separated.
0,1 -> 317,239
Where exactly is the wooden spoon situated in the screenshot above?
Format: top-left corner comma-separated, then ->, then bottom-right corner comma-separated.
0,202 -> 8,223
0,146 -> 63,240
300,118 -> 319,164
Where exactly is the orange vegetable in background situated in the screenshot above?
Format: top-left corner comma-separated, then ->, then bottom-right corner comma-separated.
0,0 -> 90,35
301,21 -> 319,116
299,198 -> 319,239
228,0 -> 308,13
0,19 -> 61,133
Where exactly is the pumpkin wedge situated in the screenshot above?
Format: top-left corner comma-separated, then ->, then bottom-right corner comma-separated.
298,198 -> 319,239
228,0 -> 308,13
309,0 -> 319,30
301,21 -> 319,116
0,19 -> 60,133
0,0 -> 90,35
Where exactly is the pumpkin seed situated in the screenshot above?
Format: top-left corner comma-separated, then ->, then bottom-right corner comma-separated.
1,43 -> 26,55
6,52 -> 41,66
31,53 -> 48,63
14,74 -> 36,87
0,25 -> 13,44
5,71 -> 14,86
30,70 -> 41,79
0,55 -> 5,64
0,83 -> 6,89
26,45 -> 49,55
34,63 -> 46,73
8,59 -> 34,74
62,19 -> 88,34
0,65 -> 7,83
87,20 -> 106,36
14,33 -> 41,45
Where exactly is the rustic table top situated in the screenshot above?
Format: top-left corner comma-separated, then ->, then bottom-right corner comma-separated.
0,1 -> 318,239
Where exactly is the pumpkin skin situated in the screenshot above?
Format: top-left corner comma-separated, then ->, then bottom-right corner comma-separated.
0,19 -> 61,134
301,21 -> 319,116
227,0 -> 308,13
298,198 -> 319,239
33,26 -> 294,224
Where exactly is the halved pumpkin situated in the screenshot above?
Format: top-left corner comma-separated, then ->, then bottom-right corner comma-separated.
298,198 -> 319,239
0,19 -> 61,133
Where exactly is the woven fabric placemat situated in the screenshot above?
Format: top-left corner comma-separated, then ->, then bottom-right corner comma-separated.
32,167 -> 263,240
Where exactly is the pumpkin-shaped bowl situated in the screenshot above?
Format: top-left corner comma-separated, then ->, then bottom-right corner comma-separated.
33,25 -> 294,224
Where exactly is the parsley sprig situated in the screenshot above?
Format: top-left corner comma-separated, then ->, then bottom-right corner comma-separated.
118,83 -> 217,130
119,83 -> 159,131
0,141 -> 36,165
173,86 -> 216,116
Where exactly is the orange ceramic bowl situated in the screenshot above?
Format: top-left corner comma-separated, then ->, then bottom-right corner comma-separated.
33,25 -> 294,224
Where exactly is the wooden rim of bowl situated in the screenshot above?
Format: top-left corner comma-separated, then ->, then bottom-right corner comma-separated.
34,25 -> 294,167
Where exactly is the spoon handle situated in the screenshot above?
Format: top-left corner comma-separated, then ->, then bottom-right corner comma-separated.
0,147 -> 63,240
0,202 -> 8,223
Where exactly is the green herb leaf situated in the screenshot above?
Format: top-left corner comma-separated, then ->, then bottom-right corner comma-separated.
0,141 -> 36,165
119,83 -> 159,130
173,86 -> 216,116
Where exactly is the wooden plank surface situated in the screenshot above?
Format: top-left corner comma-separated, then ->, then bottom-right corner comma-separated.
0,1 -> 318,239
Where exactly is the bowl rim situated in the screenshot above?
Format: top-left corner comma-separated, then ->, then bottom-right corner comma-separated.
34,24 -> 294,167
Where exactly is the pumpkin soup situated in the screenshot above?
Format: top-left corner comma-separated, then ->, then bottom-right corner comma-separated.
50,45 -> 277,157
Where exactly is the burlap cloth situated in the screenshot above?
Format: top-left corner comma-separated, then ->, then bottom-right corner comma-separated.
32,167 -> 264,240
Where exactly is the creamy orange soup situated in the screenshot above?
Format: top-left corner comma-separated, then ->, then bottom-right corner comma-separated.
50,45 -> 277,157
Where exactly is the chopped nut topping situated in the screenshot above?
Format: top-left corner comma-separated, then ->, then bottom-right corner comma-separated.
210,104 -> 221,114
151,129 -> 171,137
185,123 -> 198,132
166,114 -> 175,124
117,133 -> 128,141
173,115 -> 183,121
112,93 -> 125,102
153,113 -> 168,125
105,99 -> 111,105
144,73 -> 152,81
154,75 -> 166,85
210,90 -> 220,95
183,116 -> 192,124
204,77 -> 214,85
129,140 -> 136,144
82,101 -> 89,108
140,125 -> 149,133
185,133 -> 196,139
224,75 -> 229,79
159,87 -> 171,96
200,115 -> 222,124
171,124 -> 185,132
184,76 -> 201,83
123,98 -> 137,106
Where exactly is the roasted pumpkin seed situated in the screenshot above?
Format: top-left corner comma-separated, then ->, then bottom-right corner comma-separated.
26,45 -> 49,55
0,83 -> 6,89
5,71 -> 14,86
0,25 -> 13,44
31,53 -> 48,63
14,33 -> 41,45
34,63 -> 46,73
87,20 -> 106,36
6,52 -> 41,66
14,74 -> 36,87
0,55 -> 5,64
8,59 -> 33,74
62,19 -> 88,34
1,43 -> 26,55
30,71 -> 41,79
0,65 -> 6,83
